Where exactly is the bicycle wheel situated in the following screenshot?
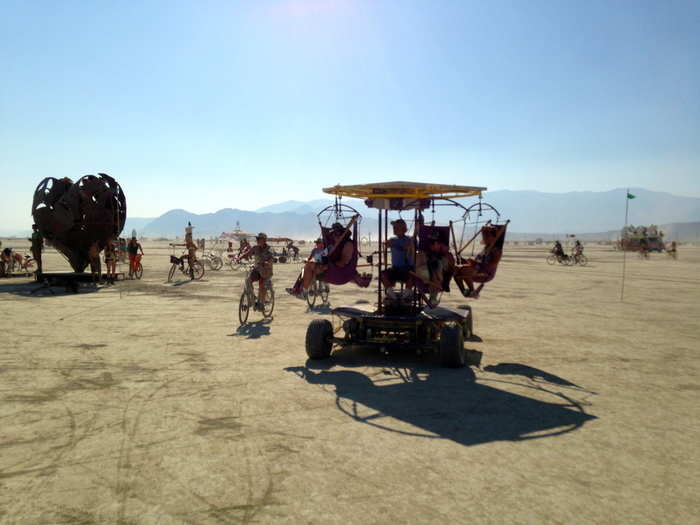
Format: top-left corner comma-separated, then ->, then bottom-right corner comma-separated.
306,281 -> 317,308
135,263 -> 143,279
168,263 -> 177,282
211,256 -> 223,271
320,282 -> 330,304
578,255 -> 588,266
546,255 -> 556,265
192,261 -> 205,280
239,291 -> 250,324
263,287 -> 275,318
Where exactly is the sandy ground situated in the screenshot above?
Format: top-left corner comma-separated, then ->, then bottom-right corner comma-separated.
0,239 -> 698,524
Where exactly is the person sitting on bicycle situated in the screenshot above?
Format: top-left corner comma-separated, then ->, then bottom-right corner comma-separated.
227,241 -> 235,253
127,236 -> 144,279
381,219 -> 415,298
552,240 -> 565,258
241,233 -> 274,308
238,238 -> 251,260
573,240 -> 583,256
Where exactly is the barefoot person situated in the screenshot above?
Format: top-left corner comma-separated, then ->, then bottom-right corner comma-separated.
104,237 -> 117,284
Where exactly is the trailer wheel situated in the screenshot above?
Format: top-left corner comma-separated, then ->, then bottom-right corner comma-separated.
306,319 -> 333,359
439,324 -> 465,368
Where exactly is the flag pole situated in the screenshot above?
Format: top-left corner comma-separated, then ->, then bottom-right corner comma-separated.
620,189 -> 630,301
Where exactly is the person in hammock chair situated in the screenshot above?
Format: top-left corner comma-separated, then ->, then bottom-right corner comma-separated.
289,222 -> 369,299
453,224 -> 504,298
414,229 -> 454,295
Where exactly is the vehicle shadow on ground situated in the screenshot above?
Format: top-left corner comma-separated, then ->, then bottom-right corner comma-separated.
0,280 -> 102,297
230,320 -> 272,339
484,363 -> 592,391
285,347 -> 596,447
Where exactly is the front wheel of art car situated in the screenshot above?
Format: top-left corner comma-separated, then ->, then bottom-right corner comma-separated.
306,319 -> 333,359
439,324 -> 465,368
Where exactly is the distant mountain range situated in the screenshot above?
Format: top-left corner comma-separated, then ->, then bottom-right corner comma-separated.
119,188 -> 700,241
2,188 -> 693,241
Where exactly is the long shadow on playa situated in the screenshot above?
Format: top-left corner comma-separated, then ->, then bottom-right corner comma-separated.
0,280 -> 101,297
286,348 -> 596,448
230,321 -> 272,339
484,363 -> 588,390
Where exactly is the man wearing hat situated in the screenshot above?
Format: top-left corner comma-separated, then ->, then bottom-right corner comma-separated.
381,218 -> 414,298
241,233 -> 274,309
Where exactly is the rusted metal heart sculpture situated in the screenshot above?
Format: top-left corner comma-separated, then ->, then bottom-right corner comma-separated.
32,173 -> 126,272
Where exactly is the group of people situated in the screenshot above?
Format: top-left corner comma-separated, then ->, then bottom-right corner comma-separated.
551,239 -> 584,258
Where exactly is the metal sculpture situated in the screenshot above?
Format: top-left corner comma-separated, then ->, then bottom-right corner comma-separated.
31,173 -> 127,272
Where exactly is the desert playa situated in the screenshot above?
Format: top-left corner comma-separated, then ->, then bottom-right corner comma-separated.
0,241 -> 698,524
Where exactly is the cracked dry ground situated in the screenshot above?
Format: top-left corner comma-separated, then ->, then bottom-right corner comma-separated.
1,241 -> 698,524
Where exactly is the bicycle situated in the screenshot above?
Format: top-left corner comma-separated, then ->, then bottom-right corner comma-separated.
131,254 -> 144,279
201,251 -> 223,271
226,253 -> 248,271
168,254 -> 204,282
306,276 -> 330,308
238,265 -> 274,324
546,253 -> 573,266
571,252 -> 588,266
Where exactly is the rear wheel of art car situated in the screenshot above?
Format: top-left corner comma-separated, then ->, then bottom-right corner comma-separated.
306,319 -> 333,359
439,324 -> 465,368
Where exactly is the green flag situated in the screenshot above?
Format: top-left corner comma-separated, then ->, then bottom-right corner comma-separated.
627,192 -> 636,199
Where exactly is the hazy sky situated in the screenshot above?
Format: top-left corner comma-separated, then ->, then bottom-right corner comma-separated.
1,0 -> 699,228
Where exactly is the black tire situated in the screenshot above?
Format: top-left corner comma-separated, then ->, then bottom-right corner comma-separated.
306,281 -> 317,308
306,319 -> 333,359
462,310 -> 473,340
262,288 -> 275,318
278,255 -> 287,264
546,255 -> 556,265
239,291 -> 250,325
211,256 -> 223,271
320,282 -> 330,304
192,261 -> 205,280
135,263 -> 143,280
439,324 -> 465,368
168,263 -> 177,282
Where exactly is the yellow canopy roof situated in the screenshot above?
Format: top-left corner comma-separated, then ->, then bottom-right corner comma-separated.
323,181 -> 486,200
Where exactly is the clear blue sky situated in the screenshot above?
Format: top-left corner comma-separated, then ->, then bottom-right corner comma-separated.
1,0 -> 698,228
